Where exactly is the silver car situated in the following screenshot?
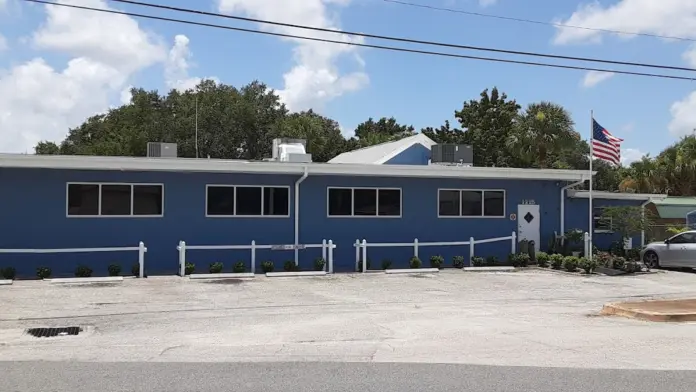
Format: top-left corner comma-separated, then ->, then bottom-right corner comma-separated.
641,230 -> 696,269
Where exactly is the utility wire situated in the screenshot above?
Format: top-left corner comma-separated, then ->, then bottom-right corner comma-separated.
383,0 -> 696,43
22,0 -> 696,82
105,0 -> 696,73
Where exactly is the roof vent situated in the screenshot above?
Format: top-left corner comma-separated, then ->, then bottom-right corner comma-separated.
147,142 -> 178,158
271,138 -> 312,163
431,144 -> 473,166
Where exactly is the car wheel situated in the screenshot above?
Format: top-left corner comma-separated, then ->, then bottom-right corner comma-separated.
643,251 -> 660,269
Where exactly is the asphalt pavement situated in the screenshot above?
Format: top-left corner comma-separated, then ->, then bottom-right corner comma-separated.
2,361 -> 695,392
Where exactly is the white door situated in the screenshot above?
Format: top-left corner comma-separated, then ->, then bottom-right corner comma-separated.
517,204 -> 540,253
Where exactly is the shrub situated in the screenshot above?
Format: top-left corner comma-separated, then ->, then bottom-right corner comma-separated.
409,256 -> 422,269
609,241 -> 625,257
429,255 -> 444,269
611,256 -> 626,271
357,258 -> 371,272
625,249 -> 640,261
550,254 -> 564,270
75,265 -> 92,278
185,262 -> 195,275
37,266 -> 51,279
283,260 -> 296,272
516,253 -> 530,267
623,261 -> 642,273
578,257 -> 598,274
452,256 -> 465,269
536,252 -> 549,268
381,259 -> 393,270
261,260 -> 274,273
131,263 -> 140,277
1,267 -> 16,280
209,262 -> 224,274
486,256 -> 499,266
595,252 -> 613,268
233,261 -> 246,273
108,264 -> 121,276
562,256 -> 579,272
471,256 -> 485,267
313,257 -> 326,271
507,253 -> 516,265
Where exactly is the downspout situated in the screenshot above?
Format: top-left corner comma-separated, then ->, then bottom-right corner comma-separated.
560,179 -> 586,238
294,166 -> 309,266
641,199 -> 652,247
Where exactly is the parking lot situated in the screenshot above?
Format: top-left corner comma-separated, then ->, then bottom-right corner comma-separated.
2,269 -> 696,369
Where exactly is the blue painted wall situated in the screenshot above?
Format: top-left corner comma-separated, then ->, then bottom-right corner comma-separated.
0,167 -> 638,278
383,143 -> 431,165
564,197 -> 646,250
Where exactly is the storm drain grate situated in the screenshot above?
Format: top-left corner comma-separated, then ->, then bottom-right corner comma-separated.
25,326 -> 82,338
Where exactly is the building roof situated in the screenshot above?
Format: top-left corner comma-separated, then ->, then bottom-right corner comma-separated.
0,154 -> 593,181
567,190 -> 667,201
328,133 -> 437,164
651,197 -> 696,219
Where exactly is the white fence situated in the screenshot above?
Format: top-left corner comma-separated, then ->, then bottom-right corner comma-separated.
353,232 -> 517,272
0,242 -> 148,278
177,240 -> 336,275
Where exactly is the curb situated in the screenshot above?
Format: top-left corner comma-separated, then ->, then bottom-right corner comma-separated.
601,303 -> 696,322
189,273 -> 255,280
463,266 -> 515,272
385,268 -> 439,274
0,279 -> 13,286
44,277 -> 124,284
266,271 -> 327,277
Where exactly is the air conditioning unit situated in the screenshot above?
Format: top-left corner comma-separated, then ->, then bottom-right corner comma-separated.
147,142 -> 178,158
271,138 -> 312,163
431,144 -> 473,166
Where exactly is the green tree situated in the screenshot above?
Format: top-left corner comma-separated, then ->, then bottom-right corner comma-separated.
421,120 -> 463,144
274,110 -> 347,162
600,206 -> 654,241
346,117 -> 416,150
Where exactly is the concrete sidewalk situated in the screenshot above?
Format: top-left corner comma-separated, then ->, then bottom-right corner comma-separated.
3,270 -> 696,369
603,299 -> 696,322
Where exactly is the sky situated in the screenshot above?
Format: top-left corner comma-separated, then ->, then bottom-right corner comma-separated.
1,0 -> 696,165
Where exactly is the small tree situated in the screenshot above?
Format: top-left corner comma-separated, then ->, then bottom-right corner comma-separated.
600,206 -> 653,244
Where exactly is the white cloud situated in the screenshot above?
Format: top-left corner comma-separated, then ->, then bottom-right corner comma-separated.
621,147 -> 645,165
553,0 -> 696,138
164,34 -> 205,92
581,70 -> 614,88
217,0 -> 368,111
0,0 -> 167,152
120,85 -> 134,105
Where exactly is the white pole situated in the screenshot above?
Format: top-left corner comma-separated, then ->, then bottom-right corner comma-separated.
413,238 -> 419,258
178,240 -> 186,276
361,239 -> 367,273
321,239 -> 327,270
511,231 -> 517,254
354,239 -> 360,271
138,241 -> 146,278
469,237 -> 475,262
588,110 -> 594,261
251,240 -> 256,274
328,240 -> 334,274
195,94 -> 199,158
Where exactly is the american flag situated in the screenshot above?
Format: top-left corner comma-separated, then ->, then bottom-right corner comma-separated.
592,119 -> 623,165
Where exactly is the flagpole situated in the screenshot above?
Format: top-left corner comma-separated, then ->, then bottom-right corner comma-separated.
588,110 -> 594,261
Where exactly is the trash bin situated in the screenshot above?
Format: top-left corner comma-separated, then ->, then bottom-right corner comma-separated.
528,240 -> 536,262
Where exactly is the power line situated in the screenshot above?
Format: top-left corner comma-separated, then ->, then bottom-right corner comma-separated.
105,0 -> 696,73
22,0 -> 696,82
383,0 -> 696,43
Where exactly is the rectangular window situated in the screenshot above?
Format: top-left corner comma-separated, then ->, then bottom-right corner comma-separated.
206,185 -> 290,217
438,189 -> 506,218
327,187 -> 401,217
66,183 -> 163,217
593,207 -> 613,232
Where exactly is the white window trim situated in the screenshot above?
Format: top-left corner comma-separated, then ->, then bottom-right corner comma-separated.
65,182 -> 164,218
437,188 -> 506,219
593,207 -> 614,233
326,186 -> 402,218
205,184 -> 291,218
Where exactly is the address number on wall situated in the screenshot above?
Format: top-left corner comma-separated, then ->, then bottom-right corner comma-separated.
521,199 -> 536,205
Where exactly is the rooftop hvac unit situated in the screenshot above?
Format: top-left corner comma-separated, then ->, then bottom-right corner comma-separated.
147,142 -> 178,158
431,144 -> 473,166
272,138 -> 312,163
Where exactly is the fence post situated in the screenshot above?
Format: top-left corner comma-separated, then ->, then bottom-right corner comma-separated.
414,238 -> 419,259
511,231 -> 517,254
328,240 -> 334,274
251,240 -> 256,274
361,239 -> 367,273
469,237 -> 475,262
138,241 -> 146,278
178,241 -> 186,277
355,240 -> 360,272
584,232 -> 591,260
322,239 -> 327,272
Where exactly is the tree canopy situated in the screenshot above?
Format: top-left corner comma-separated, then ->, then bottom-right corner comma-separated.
35,80 -> 696,196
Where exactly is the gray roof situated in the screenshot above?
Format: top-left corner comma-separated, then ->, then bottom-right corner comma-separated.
328,133 -> 436,164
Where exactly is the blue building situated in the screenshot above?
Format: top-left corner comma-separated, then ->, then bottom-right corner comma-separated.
0,135 -> 666,278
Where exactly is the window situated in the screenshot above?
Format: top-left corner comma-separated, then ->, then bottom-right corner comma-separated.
206,185 -> 289,217
438,189 -> 505,218
327,187 -> 402,217
67,183 -> 163,217
669,232 -> 696,244
593,207 -> 613,232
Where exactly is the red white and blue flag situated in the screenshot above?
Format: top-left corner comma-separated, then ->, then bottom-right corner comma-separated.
592,119 -> 623,165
